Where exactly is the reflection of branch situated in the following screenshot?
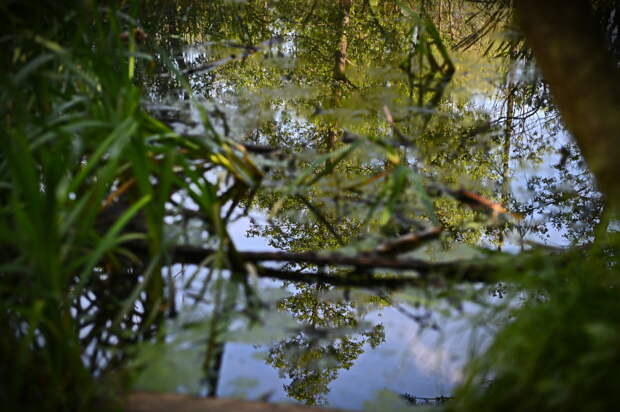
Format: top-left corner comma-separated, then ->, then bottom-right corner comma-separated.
255,267 -> 427,289
374,227 -> 442,255
210,250 -> 489,288
243,251 -> 489,282
383,105 -> 412,145
447,188 -> 518,220
126,242 -> 493,287
235,250 -> 478,274
400,393 -> 453,405
297,194 -> 345,246
163,36 -> 283,77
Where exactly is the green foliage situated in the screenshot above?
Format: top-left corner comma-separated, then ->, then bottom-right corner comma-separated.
1,5 -> 154,409
449,238 -> 620,412
0,1 -> 260,409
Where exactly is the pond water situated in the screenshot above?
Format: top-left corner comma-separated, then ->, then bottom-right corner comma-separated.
126,1 -> 600,410
199,219 -> 491,409
217,217 -> 494,409
136,240 -> 492,409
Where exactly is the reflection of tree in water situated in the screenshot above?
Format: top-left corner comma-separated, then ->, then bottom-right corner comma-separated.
137,0 -> 605,251
266,283 -> 385,405
90,1 -> 608,400
138,0 -> 604,251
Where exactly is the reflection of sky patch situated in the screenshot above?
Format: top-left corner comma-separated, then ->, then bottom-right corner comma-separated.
212,301 -> 490,410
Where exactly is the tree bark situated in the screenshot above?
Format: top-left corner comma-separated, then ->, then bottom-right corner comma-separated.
325,0 -> 354,151
333,0 -> 353,82
515,0 -> 620,207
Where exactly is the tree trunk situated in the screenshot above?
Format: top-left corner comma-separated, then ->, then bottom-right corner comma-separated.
333,0 -> 353,82
325,0 -> 353,151
499,46 -> 516,250
515,0 -> 620,207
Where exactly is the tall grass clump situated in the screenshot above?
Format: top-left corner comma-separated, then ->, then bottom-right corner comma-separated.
0,1 -> 197,409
